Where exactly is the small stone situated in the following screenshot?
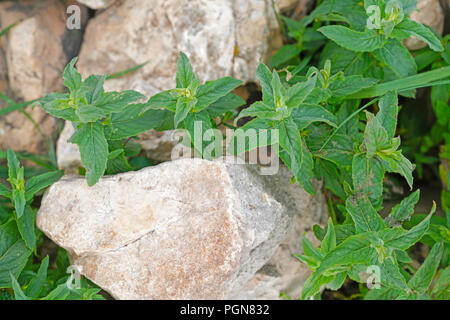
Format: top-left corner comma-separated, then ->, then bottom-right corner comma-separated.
404,0 -> 444,50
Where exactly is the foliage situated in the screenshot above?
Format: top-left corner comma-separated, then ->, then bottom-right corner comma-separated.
0,150 -> 103,300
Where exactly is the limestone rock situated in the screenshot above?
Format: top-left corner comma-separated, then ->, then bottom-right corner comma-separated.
37,158 -> 326,299
77,0 -> 283,98
404,0 -> 444,50
77,0 -> 116,9
0,0 -> 87,154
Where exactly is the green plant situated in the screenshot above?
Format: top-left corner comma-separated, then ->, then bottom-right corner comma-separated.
0,149 -> 103,300
39,54 -> 245,185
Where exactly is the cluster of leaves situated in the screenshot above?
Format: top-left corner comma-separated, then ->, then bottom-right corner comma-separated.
39,54 -> 245,185
0,150 -> 103,300
265,0 -> 450,299
401,34 -> 450,212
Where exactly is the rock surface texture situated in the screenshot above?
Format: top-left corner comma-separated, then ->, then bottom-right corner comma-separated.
404,0 -> 444,50
0,0 -> 87,153
77,0 -> 116,9
37,158 -> 325,299
77,0 -> 283,98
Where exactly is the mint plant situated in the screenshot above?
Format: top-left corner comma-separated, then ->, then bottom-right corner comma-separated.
0,150 -> 103,300
145,52 -> 245,158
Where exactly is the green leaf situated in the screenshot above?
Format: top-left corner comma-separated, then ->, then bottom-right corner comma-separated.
0,184 -> 11,199
346,195 -> 386,233
364,286 -> 403,300
146,90 -> 178,111
291,104 -> 337,130
96,90 -> 145,113
0,239 -> 31,288
195,77 -> 243,112
286,71 -> 318,108
41,283 -> 70,300
69,122 -> 109,186
379,150 -> 414,189
174,97 -> 194,127
302,235 -> 323,261
184,111 -> 214,158
227,118 -> 275,155
385,189 -> 420,226
348,66 -> 450,99
364,112 -> 390,158
278,118 -> 315,194
397,19 -> 444,52
17,206 -> 36,250
376,91 -> 398,139
76,104 -> 107,123
302,232 -> 379,298
207,93 -> 245,118
373,39 -> 417,77
302,274 -> 335,299
10,273 -> 28,300
176,52 -> 195,89
39,93 -> 78,122
408,241 -> 444,294
12,188 -> 25,219
63,57 -> 82,92
326,271 -> 347,291
381,202 -> 435,250
25,256 -> 49,299
316,134 -> 354,167
321,218 -> 336,254
82,75 -> 106,104
318,26 -> 385,52
431,267 -> 450,300
352,153 -> 384,208
270,44 -> 302,68
106,106 -> 174,140
7,148 -> 20,182
235,101 -> 278,123
25,170 -> 63,201
378,258 -> 409,291
328,75 -> 378,98
256,64 -> 275,105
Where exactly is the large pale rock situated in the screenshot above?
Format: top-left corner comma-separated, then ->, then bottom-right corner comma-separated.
37,158 -> 326,299
77,0 -> 283,98
0,0 -> 87,154
77,0 -> 116,9
404,0 -> 444,50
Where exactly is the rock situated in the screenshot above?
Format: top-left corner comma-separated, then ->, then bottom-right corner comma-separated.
137,130 -> 177,163
0,0 -> 88,154
404,0 -> 444,50
37,158 -> 326,299
77,0 -> 283,98
76,0 -> 116,10
56,122 -> 81,174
